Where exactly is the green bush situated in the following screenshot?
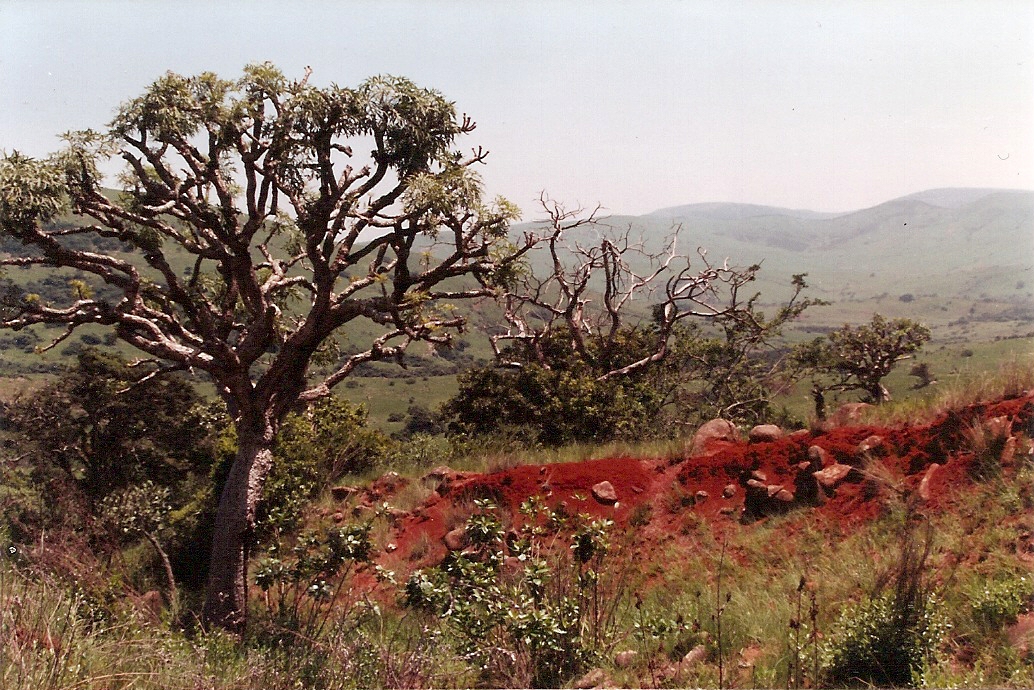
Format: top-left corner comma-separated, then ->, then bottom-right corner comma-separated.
969,575 -> 1033,632
822,592 -> 950,687
403,498 -> 618,687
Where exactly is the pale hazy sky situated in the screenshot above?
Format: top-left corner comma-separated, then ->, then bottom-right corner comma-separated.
1,0 -> 1031,216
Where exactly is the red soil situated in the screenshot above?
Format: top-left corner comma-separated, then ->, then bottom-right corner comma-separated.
375,393 -> 1034,576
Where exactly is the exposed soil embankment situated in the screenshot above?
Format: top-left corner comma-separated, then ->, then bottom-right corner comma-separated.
372,393 -> 1034,572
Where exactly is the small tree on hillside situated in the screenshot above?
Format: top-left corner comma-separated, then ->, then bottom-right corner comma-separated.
796,314 -> 931,406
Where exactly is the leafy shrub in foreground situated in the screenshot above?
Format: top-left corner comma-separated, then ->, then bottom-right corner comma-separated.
403,498 -> 618,688
822,591 -> 949,687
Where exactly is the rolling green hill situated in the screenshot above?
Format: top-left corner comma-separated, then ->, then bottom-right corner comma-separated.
2,188 -> 1031,430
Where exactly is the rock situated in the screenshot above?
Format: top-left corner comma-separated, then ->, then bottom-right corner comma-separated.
330,485 -> 358,501
748,424 -> 784,443
443,527 -> 469,551
422,465 -> 468,496
1006,612 -> 1034,658
694,490 -> 710,503
385,542 -> 398,553
719,505 -> 737,515
572,667 -> 607,689
807,445 -> 827,470
722,483 -> 737,498
750,469 -> 768,482
986,416 -> 1013,439
746,478 -> 767,492
918,463 -> 941,502
688,418 -> 742,456
813,463 -> 856,489
794,464 -> 824,505
614,650 -> 638,668
422,465 -> 456,482
766,484 -> 785,498
682,644 -> 708,666
830,402 -> 872,426
332,511 -> 345,523
591,480 -> 618,505
857,435 -> 885,456
772,488 -> 795,503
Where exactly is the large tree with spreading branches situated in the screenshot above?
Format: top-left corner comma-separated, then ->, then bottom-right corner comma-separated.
0,64 -> 537,632
0,64 -> 816,633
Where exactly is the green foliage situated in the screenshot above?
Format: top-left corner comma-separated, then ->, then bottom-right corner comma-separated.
822,592 -> 950,687
444,327 -> 665,446
403,498 -> 618,687
101,480 -> 172,540
798,314 -> 931,405
253,520 -> 374,645
968,575 -> 1033,632
4,348 -> 213,510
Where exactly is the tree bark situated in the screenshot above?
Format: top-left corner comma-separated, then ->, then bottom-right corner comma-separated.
201,428 -> 275,634
144,530 -> 178,611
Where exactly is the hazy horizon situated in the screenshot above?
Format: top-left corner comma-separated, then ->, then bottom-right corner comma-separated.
1,1 -> 1031,218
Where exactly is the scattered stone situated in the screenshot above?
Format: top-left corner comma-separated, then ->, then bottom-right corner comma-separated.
918,463 -> 941,502
385,542 -> 397,553
807,445 -> 827,470
750,469 -> 768,482
330,485 -> 358,501
591,480 -> 618,505
772,488 -> 795,503
443,527 -> 469,552
332,511 -> 345,523
614,650 -> 638,668
813,463 -> 856,489
572,667 -> 607,689
790,428 -> 811,439
748,424 -> 784,443
766,484 -> 785,498
986,416 -> 1013,439
830,402 -> 872,426
722,483 -> 737,498
857,435 -> 885,456
682,644 -> 708,667
688,418 -> 742,456
719,505 -> 737,515
694,490 -> 710,503
746,478 -> 767,492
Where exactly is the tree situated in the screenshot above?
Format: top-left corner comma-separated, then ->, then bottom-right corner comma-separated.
447,198 -> 822,440
796,314 -> 931,405
0,64 -> 537,632
5,348 -> 212,508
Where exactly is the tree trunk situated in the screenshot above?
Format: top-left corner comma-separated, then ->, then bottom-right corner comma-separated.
202,428 -> 275,634
143,531 -> 178,611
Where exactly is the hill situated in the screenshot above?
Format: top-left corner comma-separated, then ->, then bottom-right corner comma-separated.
512,188 -> 1034,342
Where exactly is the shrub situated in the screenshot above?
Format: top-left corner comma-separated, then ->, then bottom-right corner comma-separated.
822,592 -> 949,687
403,498 -> 619,687
969,575 -> 1033,632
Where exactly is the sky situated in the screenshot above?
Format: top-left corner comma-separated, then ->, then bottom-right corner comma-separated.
0,0 -> 1031,217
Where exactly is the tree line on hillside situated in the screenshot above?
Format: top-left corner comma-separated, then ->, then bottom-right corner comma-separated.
0,64 -> 929,635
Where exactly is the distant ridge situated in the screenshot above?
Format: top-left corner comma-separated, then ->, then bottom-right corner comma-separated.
648,187 -> 1033,219
648,202 -> 839,221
